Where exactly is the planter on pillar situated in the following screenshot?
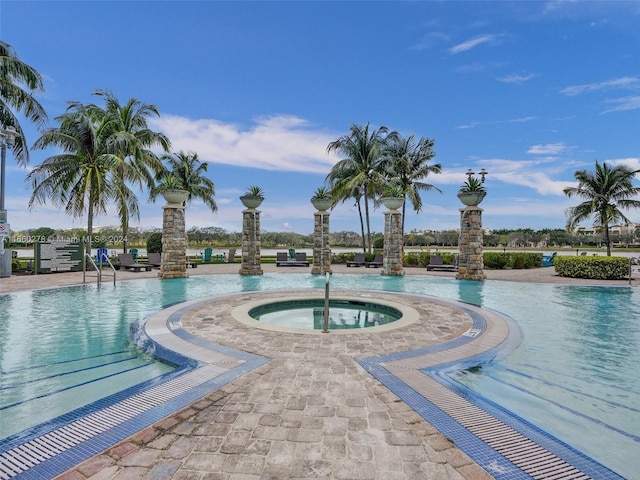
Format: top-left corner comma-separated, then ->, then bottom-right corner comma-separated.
382,197 -> 404,276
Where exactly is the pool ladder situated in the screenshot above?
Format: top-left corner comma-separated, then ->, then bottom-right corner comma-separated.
84,253 -> 116,287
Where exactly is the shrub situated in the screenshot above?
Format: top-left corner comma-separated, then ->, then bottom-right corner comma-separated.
146,232 -> 163,253
483,252 -> 543,269
484,252 -> 509,269
555,256 -> 630,279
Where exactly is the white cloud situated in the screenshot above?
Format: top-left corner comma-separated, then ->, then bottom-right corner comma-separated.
497,73 -> 536,84
601,95 -> 640,113
559,76 -> 639,96
149,114 -> 341,174
448,34 -> 500,54
608,157 -> 640,170
527,143 -> 567,155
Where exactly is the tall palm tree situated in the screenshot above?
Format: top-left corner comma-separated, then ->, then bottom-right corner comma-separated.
150,151 -> 217,212
27,101 -> 118,254
326,123 -> 392,253
381,134 -> 442,235
563,160 -> 640,256
0,40 -> 48,164
95,89 -> 170,253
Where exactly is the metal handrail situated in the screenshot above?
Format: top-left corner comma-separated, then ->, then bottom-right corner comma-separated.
99,253 -> 117,286
84,253 -> 101,286
84,253 -> 117,287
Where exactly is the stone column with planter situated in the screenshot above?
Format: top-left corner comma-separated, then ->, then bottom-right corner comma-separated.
381,197 -> 405,276
239,193 -> 263,275
311,210 -> 332,275
159,190 -> 189,279
456,202 -> 486,281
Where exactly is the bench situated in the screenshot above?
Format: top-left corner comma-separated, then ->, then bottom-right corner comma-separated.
426,255 -> 457,271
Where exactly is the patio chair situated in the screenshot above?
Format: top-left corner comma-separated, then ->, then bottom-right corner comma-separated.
147,252 -> 162,268
118,253 -> 152,272
365,254 -> 383,268
288,248 -> 296,260
426,255 -> 457,271
202,247 -> 213,263
95,247 -> 109,265
541,252 -> 557,267
128,248 -> 139,262
276,252 -> 289,266
295,252 -> 310,266
346,253 -> 366,267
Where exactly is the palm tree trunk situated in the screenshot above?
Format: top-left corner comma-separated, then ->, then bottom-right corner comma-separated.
356,198 -> 366,253
122,221 -> 129,254
604,224 -> 611,256
86,202 -> 94,256
364,187 -> 372,254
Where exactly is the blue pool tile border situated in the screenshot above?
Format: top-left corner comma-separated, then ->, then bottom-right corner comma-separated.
357,302 -> 625,480
0,298 -> 271,480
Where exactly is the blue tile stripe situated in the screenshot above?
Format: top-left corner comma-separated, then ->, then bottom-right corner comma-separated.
0,299 -> 271,480
358,299 -> 624,480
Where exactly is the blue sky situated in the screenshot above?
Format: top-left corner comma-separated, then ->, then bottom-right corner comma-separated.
1,1 -> 639,236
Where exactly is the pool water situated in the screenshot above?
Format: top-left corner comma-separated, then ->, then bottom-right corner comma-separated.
249,299 -> 402,329
1,274 -> 638,478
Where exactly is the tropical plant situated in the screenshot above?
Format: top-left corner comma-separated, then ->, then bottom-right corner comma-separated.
563,160 -> 640,256
326,123 -> 394,253
156,174 -> 186,190
311,186 -> 331,200
382,185 -> 405,198
458,176 -> 487,194
151,151 -> 217,212
380,134 -> 441,234
243,185 -> 265,198
93,90 -> 170,253
0,40 -> 48,165
28,101 -> 118,254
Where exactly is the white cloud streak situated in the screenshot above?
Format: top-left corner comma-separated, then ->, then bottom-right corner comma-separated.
149,114 -> 341,173
559,76 -> 639,96
448,34 -> 499,54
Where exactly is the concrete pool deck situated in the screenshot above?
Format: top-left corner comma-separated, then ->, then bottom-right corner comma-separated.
1,264 -> 634,480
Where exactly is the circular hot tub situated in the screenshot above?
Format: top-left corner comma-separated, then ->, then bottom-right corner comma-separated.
232,294 -> 420,334
249,298 -> 402,330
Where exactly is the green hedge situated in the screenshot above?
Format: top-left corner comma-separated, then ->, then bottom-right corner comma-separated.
554,256 -> 630,279
483,252 -> 543,269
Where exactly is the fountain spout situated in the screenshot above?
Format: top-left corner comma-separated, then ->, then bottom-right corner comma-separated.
322,272 -> 330,333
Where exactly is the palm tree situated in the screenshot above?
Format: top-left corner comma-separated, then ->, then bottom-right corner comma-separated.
381,134 -> 442,235
150,151 -> 217,212
326,123 -> 392,253
563,160 -> 640,256
94,90 -> 170,253
27,101 -> 118,254
0,40 -> 48,164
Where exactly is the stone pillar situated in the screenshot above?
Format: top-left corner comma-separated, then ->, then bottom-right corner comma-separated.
311,211 -> 332,275
159,205 -> 188,279
383,209 -> 404,276
456,206 -> 486,280
240,208 -> 263,275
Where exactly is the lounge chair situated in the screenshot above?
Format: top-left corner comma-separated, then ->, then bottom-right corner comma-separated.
365,254 -> 383,268
118,253 -> 152,272
346,253 -> 366,267
295,252 -> 310,266
541,252 -> 557,267
276,251 -> 309,267
426,255 -> 457,271
147,252 -> 162,268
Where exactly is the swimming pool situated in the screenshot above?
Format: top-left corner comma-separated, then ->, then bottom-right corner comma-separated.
1,274 -> 638,478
